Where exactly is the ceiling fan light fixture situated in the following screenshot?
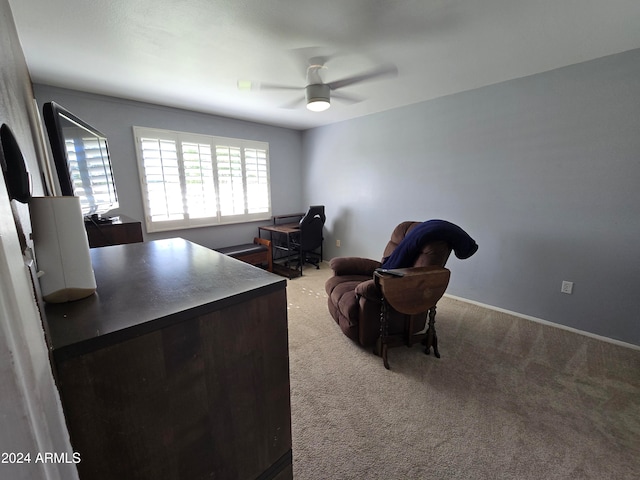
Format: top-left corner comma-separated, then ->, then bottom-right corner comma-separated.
306,84 -> 330,111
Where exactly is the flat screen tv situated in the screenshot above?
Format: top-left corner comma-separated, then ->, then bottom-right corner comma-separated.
43,101 -> 118,220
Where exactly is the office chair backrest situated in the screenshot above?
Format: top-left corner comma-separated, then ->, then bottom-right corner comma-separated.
302,205 -> 325,225
299,206 -> 325,251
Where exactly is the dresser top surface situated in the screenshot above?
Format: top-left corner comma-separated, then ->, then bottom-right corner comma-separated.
44,238 -> 285,356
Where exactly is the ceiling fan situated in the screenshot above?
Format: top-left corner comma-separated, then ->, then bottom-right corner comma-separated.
242,56 -> 398,112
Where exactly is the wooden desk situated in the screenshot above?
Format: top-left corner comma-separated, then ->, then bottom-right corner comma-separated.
258,223 -> 301,278
44,239 -> 292,480
272,213 -> 304,225
260,223 -> 301,235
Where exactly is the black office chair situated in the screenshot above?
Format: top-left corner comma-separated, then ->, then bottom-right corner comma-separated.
290,205 -> 325,274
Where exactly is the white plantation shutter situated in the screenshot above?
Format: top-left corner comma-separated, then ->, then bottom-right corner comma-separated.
216,145 -> 244,216
139,136 -> 182,222
245,147 -> 269,214
182,141 -> 216,219
134,127 -> 271,232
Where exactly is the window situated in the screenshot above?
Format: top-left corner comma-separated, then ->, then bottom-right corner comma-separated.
133,127 -> 271,232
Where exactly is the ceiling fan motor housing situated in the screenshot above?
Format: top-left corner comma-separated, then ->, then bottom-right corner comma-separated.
306,83 -> 331,110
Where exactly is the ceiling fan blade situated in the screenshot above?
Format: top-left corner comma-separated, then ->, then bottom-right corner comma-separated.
259,82 -> 302,91
328,63 -> 398,91
331,91 -> 364,105
290,47 -> 335,67
280,96 -> 306,109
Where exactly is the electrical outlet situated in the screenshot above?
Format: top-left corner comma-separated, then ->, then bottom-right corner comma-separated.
336,239 -> 341,247
561,281 -> 573,294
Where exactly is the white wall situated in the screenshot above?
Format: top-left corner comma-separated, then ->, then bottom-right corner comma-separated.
302,48 -> 640,346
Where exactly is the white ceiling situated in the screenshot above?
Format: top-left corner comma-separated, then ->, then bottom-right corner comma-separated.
9,0 -> 640,130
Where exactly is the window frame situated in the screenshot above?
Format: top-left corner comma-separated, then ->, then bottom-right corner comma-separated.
133,126 -> 272,233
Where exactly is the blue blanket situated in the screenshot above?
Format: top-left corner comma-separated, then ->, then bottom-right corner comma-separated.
381,220 -> 478,269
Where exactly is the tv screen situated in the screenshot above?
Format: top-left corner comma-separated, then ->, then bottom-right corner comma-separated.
42,101 -> 118,219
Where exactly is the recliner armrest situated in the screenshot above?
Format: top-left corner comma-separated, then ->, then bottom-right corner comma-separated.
354,279 -> 382,303
374,266 -> 451,314
329,257 -> 382,276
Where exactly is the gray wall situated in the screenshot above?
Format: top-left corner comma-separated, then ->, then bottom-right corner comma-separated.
302,49 -> 640,346
33,85 -> 304,250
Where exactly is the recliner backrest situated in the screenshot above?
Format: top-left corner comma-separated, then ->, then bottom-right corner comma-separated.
382,221 -> 452,268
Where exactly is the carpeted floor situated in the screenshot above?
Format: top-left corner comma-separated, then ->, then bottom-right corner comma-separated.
284,262 -> 640,479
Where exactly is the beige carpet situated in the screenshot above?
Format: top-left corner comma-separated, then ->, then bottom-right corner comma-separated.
284,262 -> 640,479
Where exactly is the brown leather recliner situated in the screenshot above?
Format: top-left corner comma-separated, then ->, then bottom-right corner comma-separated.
325,221 -> 452,348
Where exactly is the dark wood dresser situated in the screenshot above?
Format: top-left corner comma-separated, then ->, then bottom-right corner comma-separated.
44,238 -> 292,480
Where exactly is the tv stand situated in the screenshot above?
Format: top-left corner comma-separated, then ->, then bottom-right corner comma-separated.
84,214 -> 143,248
85,213 -> 113,224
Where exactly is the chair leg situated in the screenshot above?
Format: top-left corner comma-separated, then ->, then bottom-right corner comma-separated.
406,316 -> 416,347
377,298 -> 391,369
381,343 -> 389,369
299,251 -> 320,271
423,306 -> 441,358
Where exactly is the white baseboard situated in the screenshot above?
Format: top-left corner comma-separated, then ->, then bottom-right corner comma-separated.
444,293 -> 640,352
